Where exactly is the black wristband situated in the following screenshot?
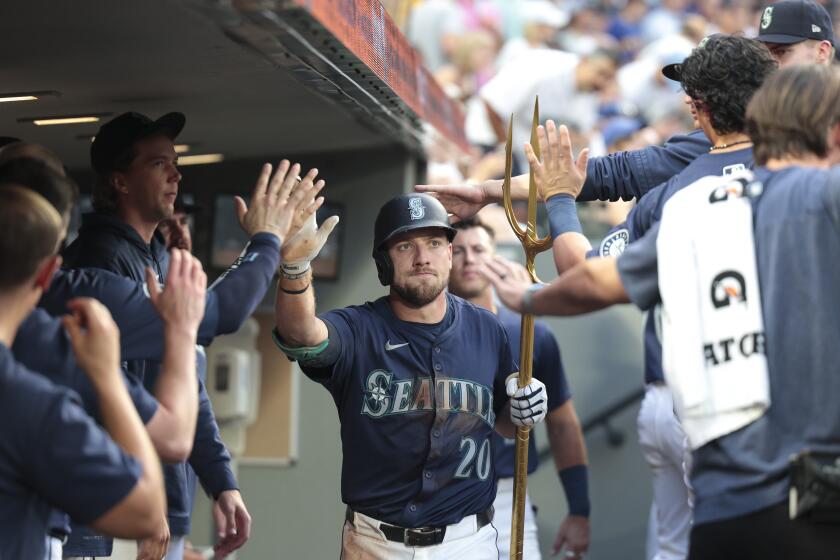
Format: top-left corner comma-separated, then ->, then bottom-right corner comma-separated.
280,283 -> 310,295
559,464 -> 591,517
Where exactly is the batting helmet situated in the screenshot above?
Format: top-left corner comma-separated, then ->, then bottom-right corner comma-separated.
372,193 -> 457,285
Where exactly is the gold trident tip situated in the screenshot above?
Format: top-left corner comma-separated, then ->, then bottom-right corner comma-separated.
501,97 -> 552,283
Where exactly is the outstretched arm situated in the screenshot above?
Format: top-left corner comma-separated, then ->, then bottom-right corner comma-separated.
525,120 -> 592,275
480,255 -> 629,317
415,130 -> 710,219
273,204 -> 339,347
143,249 -> 206,463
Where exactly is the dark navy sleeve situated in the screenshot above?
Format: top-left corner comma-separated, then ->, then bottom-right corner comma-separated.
22,384 -> 142,525
41,268 -> 222,353
579,130 -> 710,202
616,221 -> 662,311
299,309 -> 357,391
13,310 -> 159,423
208,233 -> 281,335
533,321 -> 570,411
189,356 -> 237,499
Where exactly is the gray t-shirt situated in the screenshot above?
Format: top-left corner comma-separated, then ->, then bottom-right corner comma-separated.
617,165 -> 840,525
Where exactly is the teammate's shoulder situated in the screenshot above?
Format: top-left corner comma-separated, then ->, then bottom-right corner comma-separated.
0,344 -> 77,414
448,293 -> 505,326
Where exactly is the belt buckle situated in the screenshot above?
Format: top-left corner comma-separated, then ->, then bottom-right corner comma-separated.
404,526 -> 444,547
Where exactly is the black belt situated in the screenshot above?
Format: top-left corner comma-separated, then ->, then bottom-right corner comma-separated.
345,507 -> 494,547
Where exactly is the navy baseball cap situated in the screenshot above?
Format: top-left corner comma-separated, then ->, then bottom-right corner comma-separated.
757,0 -> 834,45
91,111 -> 185,175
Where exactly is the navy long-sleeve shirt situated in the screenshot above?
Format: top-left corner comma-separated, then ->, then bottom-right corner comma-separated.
579,129 -> 711,202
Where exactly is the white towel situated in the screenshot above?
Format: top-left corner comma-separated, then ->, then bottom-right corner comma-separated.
656,171 -> 770,450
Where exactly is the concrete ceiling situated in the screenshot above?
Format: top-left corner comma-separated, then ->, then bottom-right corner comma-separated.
0,0 -> 394,170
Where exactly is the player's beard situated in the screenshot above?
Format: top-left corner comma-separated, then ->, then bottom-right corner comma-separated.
392,273 -> 448,308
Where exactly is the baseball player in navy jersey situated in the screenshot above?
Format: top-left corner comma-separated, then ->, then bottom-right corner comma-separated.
447,218 -> 589,560
273,192 -> 548,558
481,63 -> 840,560
519,35 -> 775,560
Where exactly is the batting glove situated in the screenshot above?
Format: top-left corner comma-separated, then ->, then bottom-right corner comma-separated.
280,211 -> 339,279
506,373 -> 548,427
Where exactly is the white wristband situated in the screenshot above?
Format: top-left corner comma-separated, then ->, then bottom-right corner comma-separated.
521,283 -> 545,315
280,261 -> 311,279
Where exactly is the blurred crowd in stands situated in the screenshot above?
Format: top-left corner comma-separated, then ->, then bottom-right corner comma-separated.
381,0 -> 839,232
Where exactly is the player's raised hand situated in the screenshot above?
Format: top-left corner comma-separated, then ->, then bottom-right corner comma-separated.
525,120 -> 588,202
477,256 -> 532,313
62,297 -> 121,385
280,203 -> 339,278
414,183 -> 488,222
234,161 -> 326,242
506,373 -> 548,427
145,248 -> 206,336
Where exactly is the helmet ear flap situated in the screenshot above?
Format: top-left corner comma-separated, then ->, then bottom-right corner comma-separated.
374,249 -> 393,286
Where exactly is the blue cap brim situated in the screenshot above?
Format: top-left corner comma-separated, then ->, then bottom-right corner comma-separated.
756,33 -> 807,44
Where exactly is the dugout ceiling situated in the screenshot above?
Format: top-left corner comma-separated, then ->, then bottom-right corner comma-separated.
0,0 -> 466,170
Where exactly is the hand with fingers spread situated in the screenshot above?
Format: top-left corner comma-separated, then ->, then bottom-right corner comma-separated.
505,372 -> 548,427
145,249 -> 206,336
235,161 -> 326,243
414,183 -> 488,222
525,120 -> 589,202
478,256 -> 533,313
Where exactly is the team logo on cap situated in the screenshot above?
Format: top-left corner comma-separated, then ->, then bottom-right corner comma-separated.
761,6 -> 773,29
408,197 -> 426,220
599,228 -> 629,257
710,270 -> 747,308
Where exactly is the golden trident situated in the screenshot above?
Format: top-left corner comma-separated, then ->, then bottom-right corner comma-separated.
502,98 -> 552,559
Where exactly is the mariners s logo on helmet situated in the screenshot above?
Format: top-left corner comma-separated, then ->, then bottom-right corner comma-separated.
761,6 -> 773,29
408,197 -> 426,220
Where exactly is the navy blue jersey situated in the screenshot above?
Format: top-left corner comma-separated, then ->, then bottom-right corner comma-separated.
299,293 -> 516,528
14,309 -> 159,423
493,306 -> 570,477
589,148 -> 754,384
580,129 -> 711,202
0,344 -> 141,559
618,165 -> 840,525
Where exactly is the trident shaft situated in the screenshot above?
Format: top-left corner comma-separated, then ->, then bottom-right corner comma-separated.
503,98 -> 552,559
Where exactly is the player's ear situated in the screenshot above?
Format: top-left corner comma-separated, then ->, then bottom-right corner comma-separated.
32,255 -> 61,292
817,41 -> 833,64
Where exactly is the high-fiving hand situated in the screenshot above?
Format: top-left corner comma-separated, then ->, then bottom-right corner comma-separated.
235,160 -> 325,244
524,120 -> 589,202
